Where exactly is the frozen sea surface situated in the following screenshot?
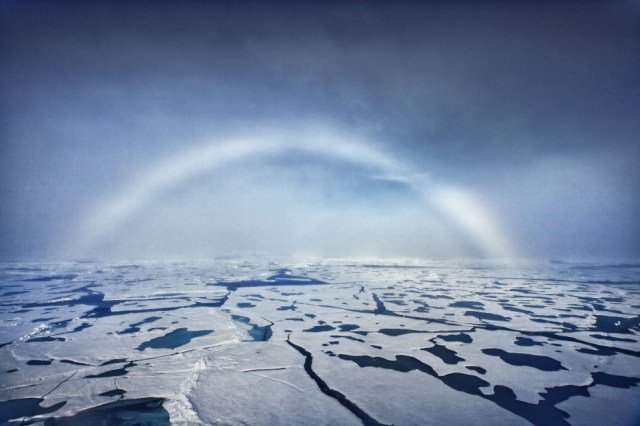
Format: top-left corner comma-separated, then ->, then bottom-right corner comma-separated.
0,259 -> 639,425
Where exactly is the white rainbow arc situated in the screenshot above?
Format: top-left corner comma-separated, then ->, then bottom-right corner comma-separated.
75,126 -> 515,259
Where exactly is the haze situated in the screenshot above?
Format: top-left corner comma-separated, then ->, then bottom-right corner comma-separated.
1,0 -> 638,261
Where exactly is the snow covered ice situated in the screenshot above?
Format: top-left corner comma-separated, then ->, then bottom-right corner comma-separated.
1,259 -> 639,425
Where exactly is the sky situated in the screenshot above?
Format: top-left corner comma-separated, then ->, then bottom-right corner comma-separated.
1,0 -> 639,261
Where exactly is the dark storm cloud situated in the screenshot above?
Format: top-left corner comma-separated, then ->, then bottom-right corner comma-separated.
1,0 -> 638,259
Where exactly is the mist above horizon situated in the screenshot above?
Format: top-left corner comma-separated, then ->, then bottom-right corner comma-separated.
1,1 -> 638,261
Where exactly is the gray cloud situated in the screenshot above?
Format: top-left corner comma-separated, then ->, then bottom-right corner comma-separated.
1,0 -> 638,260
